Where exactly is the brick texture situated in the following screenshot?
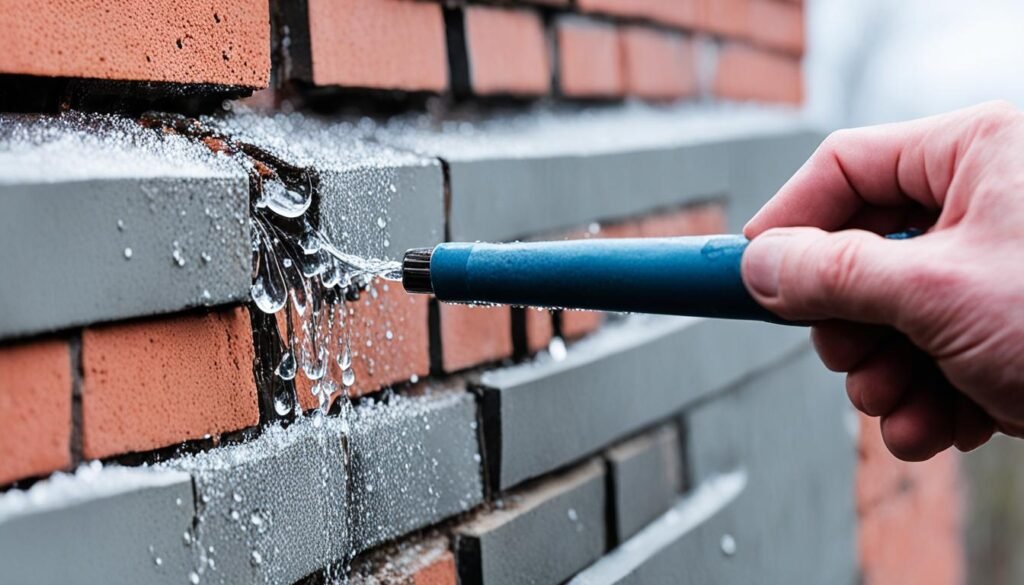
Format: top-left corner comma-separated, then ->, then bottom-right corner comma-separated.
749,0 -> 805,55
525,309 -> 555,354
81,307 -> 259,459
0,339 -> 71,485
714,44 -> 803,105
557,19 -> 624,99
857,415 -> 965,585
438,304 -> 513,373
305,0 -> 448,91
577,0 -> 699,29
621,27 -> 696,101
465,6 -> 551,97
284,280 -> 430,411
0,0 -> 269,87
699,0 -> 750,38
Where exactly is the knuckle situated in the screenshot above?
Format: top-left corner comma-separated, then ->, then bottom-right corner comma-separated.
971,101 -> 1021,137
813,234 -> 864,306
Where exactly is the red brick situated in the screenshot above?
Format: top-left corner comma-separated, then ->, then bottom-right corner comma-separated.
81,307 -> 259,459
525,309 -> 555,354
699,0 -> 750,38
557,19 -> 624,99
0,340 -> 71,485
0,0 -> 269,87
413,551 -> 457,585
748,0 -> 805,56
637,204 -> 726,237
306,0 -> 447,91
439,304 -> 513,373
714,44 -> 803,105
352,537 -> 456,584
577,0 -> 699,29
621,27 -> 696,101
282,280 -> 430,411
856,413 -> 965,585
464,6 -> 551,97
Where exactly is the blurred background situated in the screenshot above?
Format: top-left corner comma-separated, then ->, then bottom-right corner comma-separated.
807,1 -> 1024,582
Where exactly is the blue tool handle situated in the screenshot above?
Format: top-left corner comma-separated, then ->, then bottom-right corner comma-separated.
429,235 -> 789,324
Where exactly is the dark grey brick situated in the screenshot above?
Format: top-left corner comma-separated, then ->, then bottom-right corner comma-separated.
165,418 -> 347,585
456,459 -> 607,585
348,389 -> 484,552
0,465 -> 196,585
371,106 -> 817,242
726,130 -> 824,231
684,349 -> 856,585
476,316 -> 808,491
606,425 -> 682,544
0,113 -> 250,339
568,470 -> 747,585
212,112 -> 445,261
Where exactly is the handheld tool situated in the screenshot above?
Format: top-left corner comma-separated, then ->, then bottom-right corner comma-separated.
402,235 -> 787,323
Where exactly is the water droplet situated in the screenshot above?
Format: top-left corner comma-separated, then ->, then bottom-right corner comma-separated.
117,219 -> 125,231
123,247 -> 133,260
366,484 -> 374,493
250,513 -> 264,527
260,178 -> 311,219
200,252 -> 212,264
409,374 -> 419,384
232,492 -> 242,503
171,243 -> 186,267
337,345 -> 352,370
275,351 -> 297,380
183,532 -> 192,546
342,368 -> 355,387
154,557 -> 163,566
273,387 -> 294,416
567,508 -> 579,521
587,222 -> 601,235
385,330 -> 393,340
250,550 -> 263,566
376,216 -> 387,229
720,534 -> 737,557
189,572 -> 201,584
548,337 -> 567,361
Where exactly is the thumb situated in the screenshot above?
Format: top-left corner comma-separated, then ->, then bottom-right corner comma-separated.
742,227 -> 926,325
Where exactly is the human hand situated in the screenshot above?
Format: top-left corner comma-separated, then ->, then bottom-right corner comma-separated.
741,102 -> 1024,461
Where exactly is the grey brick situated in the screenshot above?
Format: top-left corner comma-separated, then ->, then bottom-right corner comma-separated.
476,316 -> 808,491
606,425 -> 682,544
726,130 -> 824,231
348,389 -> 484,552
165,418 -> 347,585
0,465 -> 196,585
568,469 -> 747,585
456,459 -> 607,585
0,113 -> 250,340
684,349 -> 856,585
212,112 -> 445,261
371,105 -> 816,242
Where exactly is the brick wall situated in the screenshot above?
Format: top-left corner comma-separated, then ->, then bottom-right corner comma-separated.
0,1 -> 963,584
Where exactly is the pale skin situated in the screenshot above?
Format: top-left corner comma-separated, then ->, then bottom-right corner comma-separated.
741,101 -> 1024,462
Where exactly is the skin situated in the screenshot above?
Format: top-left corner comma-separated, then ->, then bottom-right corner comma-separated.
741,101 -> 1024,462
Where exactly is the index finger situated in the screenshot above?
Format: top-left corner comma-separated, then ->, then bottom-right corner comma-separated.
742,102 -> 1013,238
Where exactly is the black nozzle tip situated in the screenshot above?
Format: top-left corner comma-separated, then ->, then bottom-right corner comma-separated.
402,248 -> 434,294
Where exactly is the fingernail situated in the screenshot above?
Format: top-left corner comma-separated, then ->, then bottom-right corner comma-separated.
743,234 -> 788,298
